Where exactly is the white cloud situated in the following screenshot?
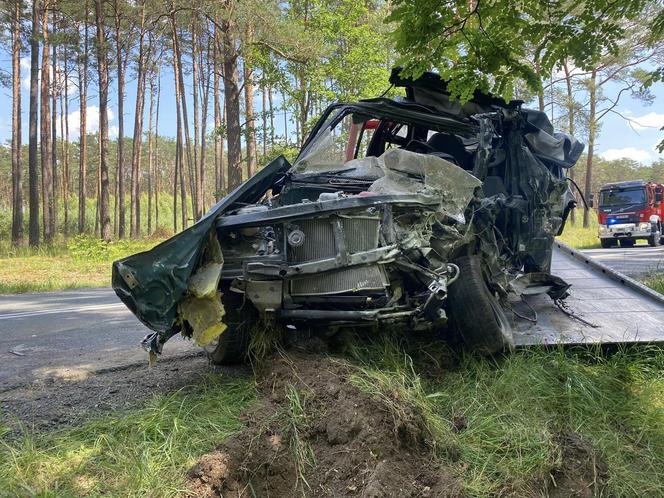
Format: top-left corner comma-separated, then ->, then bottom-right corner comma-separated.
19,57 -> 78,96
21,57 -> 31,90
627,112 -> 664,131
599,147 -> 657,163
66,106 -> 116,140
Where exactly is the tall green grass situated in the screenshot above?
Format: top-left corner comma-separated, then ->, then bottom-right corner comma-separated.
557,210 -> 601,249
641,272 -> 664,294
347,336 -> 664,497
0,376 -> 254,497
1,337 -> 662,497
0,236 -> 163,294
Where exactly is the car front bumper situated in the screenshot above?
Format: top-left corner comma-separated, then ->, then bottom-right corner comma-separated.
598,223 -> 652,239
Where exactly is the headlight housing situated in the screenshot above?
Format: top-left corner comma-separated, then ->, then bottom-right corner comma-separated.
639,222 -> 651,231
598,225 -> 608,234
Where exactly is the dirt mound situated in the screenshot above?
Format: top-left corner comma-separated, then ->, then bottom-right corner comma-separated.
187,353 -> 463,497
546,432 -> 607,498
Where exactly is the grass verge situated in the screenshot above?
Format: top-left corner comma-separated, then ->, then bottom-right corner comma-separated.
0,236 -> 162,294
2,337 -> 663,497
347,336 -> 664,497
641,271 -> 664,294
0,375 -> 254,497
556,210 -> 601,249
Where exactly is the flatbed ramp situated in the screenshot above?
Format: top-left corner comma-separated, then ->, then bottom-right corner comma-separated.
513,242 -> 664,346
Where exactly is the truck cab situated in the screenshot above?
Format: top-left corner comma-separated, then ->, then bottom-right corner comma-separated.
597,180 -> 664,248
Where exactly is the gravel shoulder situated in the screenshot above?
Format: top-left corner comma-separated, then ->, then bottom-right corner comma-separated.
0,352 -> 247,433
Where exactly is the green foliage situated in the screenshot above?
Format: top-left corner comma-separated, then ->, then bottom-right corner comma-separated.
387,0 -> 650,100
258,142 -> 301,168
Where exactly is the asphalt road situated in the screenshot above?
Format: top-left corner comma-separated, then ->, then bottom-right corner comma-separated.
0,287 -> 198,391
580,244 -> 664,277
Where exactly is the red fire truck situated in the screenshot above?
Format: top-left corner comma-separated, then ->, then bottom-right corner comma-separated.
596,180 -> 664,248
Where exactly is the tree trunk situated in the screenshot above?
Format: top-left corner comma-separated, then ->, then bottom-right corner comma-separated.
172,32 -> 188,230
222,11 -> 242,189
261,80 -> 267,157
583,70 -> 597,229
170,10 -> 197,220
296,72 -> 310,146
213,22 -> 222,200
155,71 -> 160,229
114,0 -> 126,238
130,4 -> 147,238
173,154 -> 178,233
11,0 -> 23,246
95,129 -> 100,236
563,61 -> 576,225
268,84 -> 274,147
28,0 -> 40,246
199,33 -> 211,213
243,45 -> 256,178
51,23 -> 58,231
78,5 -> 89,234
51,16 -> 59,226
60,47 -> 69,236
191,16 -> 202,217
41,1 -> 55,244
179,138 -> 187,229
147,74 -> 154,235
282,89 -> 288,144
94,0 -> 111,241
534,58 -> 545,112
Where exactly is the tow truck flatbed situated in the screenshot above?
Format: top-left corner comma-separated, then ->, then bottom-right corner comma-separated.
513,242 -> 664,346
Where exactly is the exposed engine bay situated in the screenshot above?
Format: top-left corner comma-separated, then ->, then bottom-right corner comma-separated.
112,70 -> 584,361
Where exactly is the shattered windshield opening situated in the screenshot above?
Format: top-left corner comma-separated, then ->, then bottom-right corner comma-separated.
286,108 -> 483,224
292,108 -> 477,176
293,111 -> 375,173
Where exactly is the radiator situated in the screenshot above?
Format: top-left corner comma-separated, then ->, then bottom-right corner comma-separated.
290,265 -> 388,296
288,216 -> 381,263
287,215 -> 385,296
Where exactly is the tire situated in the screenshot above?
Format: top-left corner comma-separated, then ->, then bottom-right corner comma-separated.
447,255 -> 513,354
619,239 -> 635,248
600,239 -> 616,248
204,291 -> 257,365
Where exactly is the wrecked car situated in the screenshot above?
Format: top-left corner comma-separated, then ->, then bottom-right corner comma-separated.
112,69 -> 583,364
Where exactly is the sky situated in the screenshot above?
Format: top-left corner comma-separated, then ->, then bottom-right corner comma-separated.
0,50 -> 663,166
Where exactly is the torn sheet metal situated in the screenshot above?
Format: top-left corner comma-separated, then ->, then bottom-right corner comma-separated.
367,149 -> 482,223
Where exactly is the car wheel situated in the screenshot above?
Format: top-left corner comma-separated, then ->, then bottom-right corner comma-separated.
447,255 -> 513,354
600,239 -> 616,248
619,239 -> 635,248
204,291 -> 257,365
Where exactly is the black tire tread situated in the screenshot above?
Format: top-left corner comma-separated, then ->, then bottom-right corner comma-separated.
206,293 -> 256,365
447,255 -> 512,355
